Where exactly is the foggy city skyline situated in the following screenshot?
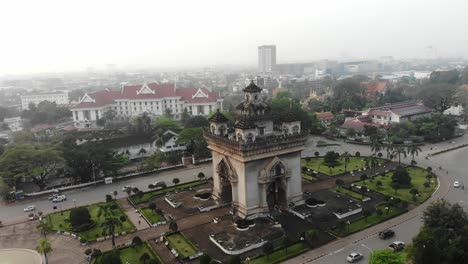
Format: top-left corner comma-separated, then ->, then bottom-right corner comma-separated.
1,0 -> 468,75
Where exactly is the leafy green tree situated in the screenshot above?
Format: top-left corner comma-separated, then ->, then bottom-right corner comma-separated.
0,146 -> 63,190
391,166 -> 411,186
418,83 -> 458,113
345,128 -> 356,138
407,200 -> 468,264
376,180 -> 383,189
177,127 -> 210,158
172,178 -> 180,185
271,91 -> 314,131
335,179 -> 344,190
360,174 -> 368,183
143,153 -> 165,171
184,116 -> 209,128
98,251 -> 122,264
97,203 -> 114,219
323,151 -> 340,167
169,221 -> 178,233
36,237 -> 52,264
69,207 -> 92,228
304,229 -> 319,247
140,252 -> 150,264
369,249 -> 405,264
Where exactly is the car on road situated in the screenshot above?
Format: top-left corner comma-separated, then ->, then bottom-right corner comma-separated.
389,241 -> 405,252
122,185 -> 134,192
23,205 -> 36,212
154,181 -> 167,189
52,194 -> 67,203
379,229 -> 395,239
347,252 -> 363,262
454,181 -> 460,188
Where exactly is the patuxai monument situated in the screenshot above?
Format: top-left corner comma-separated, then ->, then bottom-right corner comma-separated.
205,81 -> 308,219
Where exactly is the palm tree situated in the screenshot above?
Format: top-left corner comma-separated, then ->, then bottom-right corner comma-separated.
385,143 -> 394,159
140,252 -> 151,264
36,238 -> 52,264
407,143 -> 422,163
97,204 -> 114,219
101,216 -> 123,248
282,236 -> 291,253
363,210 -> 371,222
314,151 -> 320,158
37,219 -> 52,238
305,157 -> 311,167
391,145 -> 407,165
341,152 -> 351,172
370,140 -> 383,155
364,154 -> 379,176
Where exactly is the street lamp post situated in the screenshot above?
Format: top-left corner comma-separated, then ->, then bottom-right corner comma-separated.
92,163 -> 96,188
73,199 -> 77,208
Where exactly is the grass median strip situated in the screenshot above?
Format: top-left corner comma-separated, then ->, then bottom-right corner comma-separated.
165,232 -> 199,260
130,180 -> 205,204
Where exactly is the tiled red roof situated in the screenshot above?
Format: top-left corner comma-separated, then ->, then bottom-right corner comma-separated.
367,109 -> 392,116
70,83 -> 220,109
341,116 -> 382,132
367,101 -> 432,117
315,112 -> 334,121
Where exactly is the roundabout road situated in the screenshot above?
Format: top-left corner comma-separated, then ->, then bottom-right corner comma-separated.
287,136 -> 468,264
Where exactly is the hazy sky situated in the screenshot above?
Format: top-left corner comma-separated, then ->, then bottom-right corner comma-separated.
1,0 -> 467,75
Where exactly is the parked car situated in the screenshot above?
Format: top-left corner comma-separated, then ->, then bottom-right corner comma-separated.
347,252 -> 363,262
154,181 -> 167,189
454,181 -> 460,188
389,241 -> 405,252
379,229 -> 395,239
24,205 -> 36,212
53,195 -> 67,203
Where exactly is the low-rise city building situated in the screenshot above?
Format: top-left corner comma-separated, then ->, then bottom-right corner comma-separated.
69,83 -> 223,127
21,91 -> 69,110
363,101 -> 432,125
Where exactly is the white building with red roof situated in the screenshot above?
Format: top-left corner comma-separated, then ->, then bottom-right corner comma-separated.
69,83 -> 223,126
363,100 -> 432,125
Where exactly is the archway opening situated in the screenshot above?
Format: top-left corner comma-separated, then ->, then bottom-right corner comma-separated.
217,161 -> 233,204
266,178 -> 286,211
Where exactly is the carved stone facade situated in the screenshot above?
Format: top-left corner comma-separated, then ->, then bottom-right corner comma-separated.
205,81 -> 307,219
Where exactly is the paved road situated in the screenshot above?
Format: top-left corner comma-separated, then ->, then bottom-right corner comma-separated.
287,135 -> 468,264
0,164 -> 212,224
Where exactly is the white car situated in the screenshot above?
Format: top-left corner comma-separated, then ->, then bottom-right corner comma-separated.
122,185 -> 134,192
53,195 -> 67,203
453,181 -> 460,188
23,205 -> 36,212
347,252 -> 363,262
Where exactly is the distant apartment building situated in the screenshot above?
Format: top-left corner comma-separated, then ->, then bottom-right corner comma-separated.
69,83 -> 223,127
21,91 -> 69,110
258,45 -> 276,73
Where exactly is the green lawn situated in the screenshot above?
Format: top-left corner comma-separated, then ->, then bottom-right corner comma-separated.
165,232 -> 199,260
331,204 -> 404,237
302,157 -> 385,176
47,201 -> 136,241
130,180 -> 205,204
334,187 -> 369,201
302,173 -> 319,182
139,207 -> 165,224
357,166 -> 437,204
94,242 -> 163,264
250,242 -> 310,264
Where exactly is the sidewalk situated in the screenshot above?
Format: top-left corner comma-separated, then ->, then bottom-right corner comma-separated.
117,198 -> 151,230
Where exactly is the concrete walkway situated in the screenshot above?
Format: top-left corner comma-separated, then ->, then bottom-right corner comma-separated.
117,198 -> 151,230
